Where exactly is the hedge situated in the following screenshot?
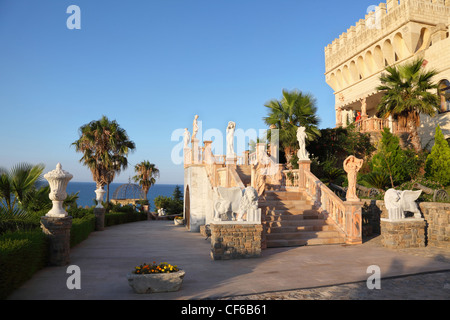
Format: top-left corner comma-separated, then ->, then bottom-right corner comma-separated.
105,211 -> 148,227
70,215 -> 96,248
0,230 -> 48,299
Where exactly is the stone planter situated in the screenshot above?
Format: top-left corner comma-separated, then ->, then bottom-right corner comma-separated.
174,218 -> 184,226
127,270 -> 185,294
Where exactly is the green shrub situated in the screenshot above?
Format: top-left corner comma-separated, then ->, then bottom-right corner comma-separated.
370,128 -> 409,186
361,172 -> 391,190
70,215 -> 95,247
67,206 -> 94,219
153,186 -> 184,215
0,230 -> 48,299
425,125 -> 450,186
105,211 -> 147,226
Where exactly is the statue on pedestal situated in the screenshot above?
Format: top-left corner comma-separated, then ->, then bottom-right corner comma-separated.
297,126 -> 309,160
183,128 -> 191,148
343,156 -> 363,201
192,115 -> 199,140
226,121 -> 236,158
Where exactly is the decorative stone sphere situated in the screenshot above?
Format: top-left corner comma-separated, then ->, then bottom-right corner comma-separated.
44,163 -> 73,218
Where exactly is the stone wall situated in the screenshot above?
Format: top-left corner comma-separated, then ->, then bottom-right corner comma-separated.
210,223 -> 262,260
380,218 -> 426,249
362,199 -> 450,248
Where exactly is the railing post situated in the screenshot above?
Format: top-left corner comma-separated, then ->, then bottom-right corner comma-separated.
297,160 -> 311,193
243,150 -> 249,165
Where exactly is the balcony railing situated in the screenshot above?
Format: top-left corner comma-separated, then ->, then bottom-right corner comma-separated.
353,117 -> 409,134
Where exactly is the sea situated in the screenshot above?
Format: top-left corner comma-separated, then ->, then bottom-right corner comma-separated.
61,182 -> 182,211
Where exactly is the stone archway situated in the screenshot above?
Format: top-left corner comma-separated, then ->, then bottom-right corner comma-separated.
184,185 -> 190,230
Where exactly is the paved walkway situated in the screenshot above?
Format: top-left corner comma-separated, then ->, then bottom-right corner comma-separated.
8,221 -> 450,300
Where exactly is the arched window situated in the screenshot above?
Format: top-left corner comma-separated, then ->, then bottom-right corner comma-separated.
438,80 -> 450,113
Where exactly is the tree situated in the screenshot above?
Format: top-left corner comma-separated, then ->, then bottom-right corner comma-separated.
153,186 -> 183,215
370,128 -> 409,187
132,161 -> 160,201
263,89 -> 321,168
72,115 -> 136,204
425,125 -> 450,186
376,58 -> 440,152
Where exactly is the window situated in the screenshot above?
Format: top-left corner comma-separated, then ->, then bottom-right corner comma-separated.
438,80 -> 450,113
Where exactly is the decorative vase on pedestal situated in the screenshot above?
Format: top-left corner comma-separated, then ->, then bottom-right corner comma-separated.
95,186 -> 106,208
41,163 -> 73,266
44,163 -> 73,218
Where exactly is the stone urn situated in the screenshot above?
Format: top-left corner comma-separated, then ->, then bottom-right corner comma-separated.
94,186 -> 106,208
44,163 -> 73,218
127,270 -> 185,294
174,218 -> 184,225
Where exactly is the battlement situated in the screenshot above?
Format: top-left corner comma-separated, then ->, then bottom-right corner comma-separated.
325,0 -> 450,73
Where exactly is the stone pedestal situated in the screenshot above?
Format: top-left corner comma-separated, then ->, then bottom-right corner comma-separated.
191,138 -> 200,164
40,216 -> 73,266
94,207 -> 106,231
380,218 -> 426,249
210,223 -> 262,260
344,200 -> 363,245
298,160 -> 311,192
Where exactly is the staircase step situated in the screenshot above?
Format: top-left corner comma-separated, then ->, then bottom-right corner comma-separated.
266,224 -> 336,232
266,236 -> 345,248
263,208 -> 318,215
264,214 -> 319,221
264,192 -> 307,200
265,219 -> 327,227
259,202 -> 314,210
266,230 -> 342,241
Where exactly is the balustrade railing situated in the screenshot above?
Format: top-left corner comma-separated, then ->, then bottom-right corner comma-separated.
303,170 -> 347,235
354,117 -> 409,134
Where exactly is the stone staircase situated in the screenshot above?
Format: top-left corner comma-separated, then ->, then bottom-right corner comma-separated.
260,191 -> 345,248
236,165 -> 252,187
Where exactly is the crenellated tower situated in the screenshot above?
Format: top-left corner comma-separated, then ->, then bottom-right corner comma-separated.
324,0 -> 450,137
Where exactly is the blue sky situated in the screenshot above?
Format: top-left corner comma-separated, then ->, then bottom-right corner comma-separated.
0,0 -> 377,184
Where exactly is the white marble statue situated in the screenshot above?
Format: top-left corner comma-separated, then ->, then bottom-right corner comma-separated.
236,187 -> 260,222
296,126 -> 309,160
226,121 -> 236,158
192,115 -> 199,140
213,186 -> 261,223
213,198 -> 232,221
384,189 -> 422,220
213,187 -> 242,221
183,128 -> 191,148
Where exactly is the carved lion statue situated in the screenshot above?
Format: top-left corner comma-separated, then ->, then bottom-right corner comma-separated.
213,199 -> 232,221
236,187 -> 259,221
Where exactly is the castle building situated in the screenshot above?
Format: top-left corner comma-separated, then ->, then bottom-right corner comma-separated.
324,0 -> 450,148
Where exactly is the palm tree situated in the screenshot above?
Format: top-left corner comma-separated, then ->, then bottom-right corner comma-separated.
263,89 -> 321,167
376,58 -> 440,152
72,115 -> 136,204
0,163 -> 45,213
132,161 -> 160,201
